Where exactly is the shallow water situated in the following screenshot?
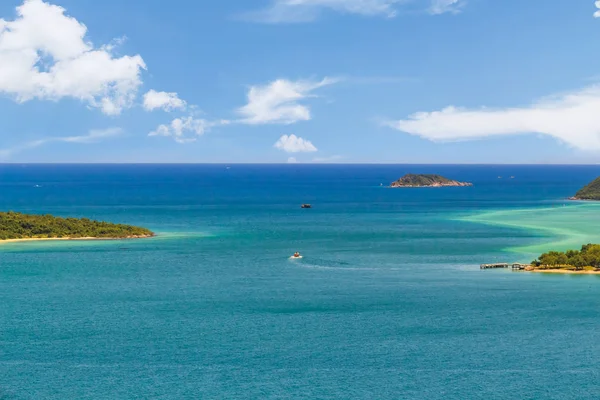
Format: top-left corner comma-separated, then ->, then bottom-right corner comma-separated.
462,202 -> 600,255
2,164 -> 600,399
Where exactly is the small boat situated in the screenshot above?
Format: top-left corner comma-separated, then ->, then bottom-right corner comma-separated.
301,204 -> 312,209
290,252 -> 303,259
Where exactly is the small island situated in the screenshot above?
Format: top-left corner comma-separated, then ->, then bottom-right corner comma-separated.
390,174 -> 472,188
0,212 -> 154,242
529,244 -> 600,273
482,244 -> 600,274
571,177 -> 600,200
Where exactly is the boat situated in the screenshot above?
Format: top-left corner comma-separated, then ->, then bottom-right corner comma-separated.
290,252 -> 303,259
301,204 -> 312,209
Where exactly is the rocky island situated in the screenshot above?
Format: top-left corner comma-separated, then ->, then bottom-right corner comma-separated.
390,174 -> 472,188
0,212 -> 154,242
571,177 -> 600,200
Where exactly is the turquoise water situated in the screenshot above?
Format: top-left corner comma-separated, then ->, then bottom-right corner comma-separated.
2,165 -> 600,399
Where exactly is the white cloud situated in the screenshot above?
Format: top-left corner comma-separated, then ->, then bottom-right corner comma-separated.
428,0 -> 465,15
149,117 -> 230,143
287,157 -> 297,163
243,0 -> 466,22
595,1 -> 600,18
143,90 -> 186,112
243,0 -> 401,23
386,84 -> 600,151
0,0 -> 146,115
237,78 -> 337,125
0,127 -> 123,158
60,127 -> 124,143
274,134 -> 318,153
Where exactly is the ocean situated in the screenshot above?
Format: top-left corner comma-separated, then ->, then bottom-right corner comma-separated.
2,164 -> 600,399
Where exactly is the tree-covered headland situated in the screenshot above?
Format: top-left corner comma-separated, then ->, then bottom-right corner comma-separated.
573,177 -> 600,200
531,244 -> 600,271
0,212 -> 153,241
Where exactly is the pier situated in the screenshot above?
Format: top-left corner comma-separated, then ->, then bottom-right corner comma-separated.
480,263 -> 531,270
480,263 -> 509,269
511,263 -> 529,270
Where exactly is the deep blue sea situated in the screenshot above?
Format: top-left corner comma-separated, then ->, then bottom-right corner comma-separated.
3,164 -> 600,399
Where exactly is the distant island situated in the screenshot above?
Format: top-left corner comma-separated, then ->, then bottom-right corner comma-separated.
0,212 -> 153,242
529,244 -> 600,273
390,174 -> 472,188
571,177 -> 600,200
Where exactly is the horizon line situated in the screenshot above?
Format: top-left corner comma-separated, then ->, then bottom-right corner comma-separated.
1,162 -> 600,166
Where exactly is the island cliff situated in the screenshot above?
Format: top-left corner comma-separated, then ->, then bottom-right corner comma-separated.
571,177 -> 600,200
390,174 -> 472,188
0,212 -> 154,241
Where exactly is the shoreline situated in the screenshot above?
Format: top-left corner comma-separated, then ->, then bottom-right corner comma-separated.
0,234 -> 155,245
389,185 -> 472,188
528,269 -> 600,275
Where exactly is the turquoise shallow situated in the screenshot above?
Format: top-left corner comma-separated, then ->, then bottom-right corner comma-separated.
2,164 -> 600,399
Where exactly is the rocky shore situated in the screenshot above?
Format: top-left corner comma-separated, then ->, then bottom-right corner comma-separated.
390,174 -> 472,188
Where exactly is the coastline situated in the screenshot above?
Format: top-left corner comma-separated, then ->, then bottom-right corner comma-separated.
389,184 -> 471,188
0,234 -> 154,245
528,269 -> 600,275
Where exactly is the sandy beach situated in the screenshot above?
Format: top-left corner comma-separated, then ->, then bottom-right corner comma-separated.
0,235 -> 154,245
529,269 -> 600,275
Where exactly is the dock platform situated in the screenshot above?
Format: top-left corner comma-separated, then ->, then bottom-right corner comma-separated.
480,263 -> 509,269
480,263 -> 530,270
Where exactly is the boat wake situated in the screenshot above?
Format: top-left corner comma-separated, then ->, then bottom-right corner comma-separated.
290,257 -> 380,271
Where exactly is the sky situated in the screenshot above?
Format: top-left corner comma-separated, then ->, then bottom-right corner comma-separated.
0,0 -> 600,163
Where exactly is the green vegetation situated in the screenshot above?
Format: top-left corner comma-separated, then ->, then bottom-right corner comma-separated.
531,244 -> 600,271
0,212 -> 153,241
573,177 -> 600,200
390,174 -> 472,187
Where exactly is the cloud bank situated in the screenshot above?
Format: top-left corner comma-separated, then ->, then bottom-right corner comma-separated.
0,0 -> 146,115
274,134 -> 318,152
149,77 -> 333,143
386,85 -> 600,151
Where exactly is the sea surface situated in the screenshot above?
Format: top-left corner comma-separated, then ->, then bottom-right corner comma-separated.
2,164 -> 600,399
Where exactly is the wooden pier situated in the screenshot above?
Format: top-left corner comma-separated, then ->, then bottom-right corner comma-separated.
480,263 -> 530,270
511,263 -> 529,270
480,263 -> 509,270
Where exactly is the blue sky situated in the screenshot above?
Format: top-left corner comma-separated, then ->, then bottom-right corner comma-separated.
0,0 -> 599,163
